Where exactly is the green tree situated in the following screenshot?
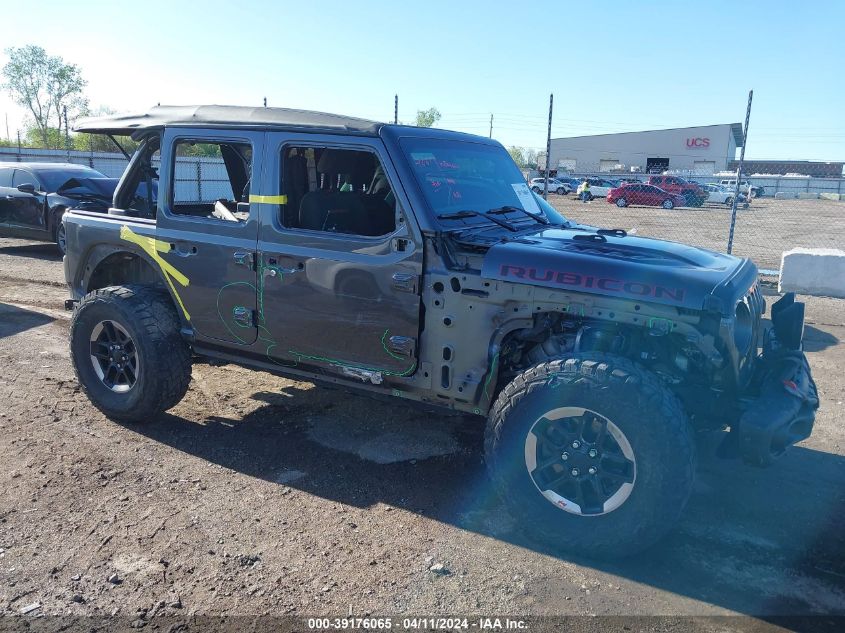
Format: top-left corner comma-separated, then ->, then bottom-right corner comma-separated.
508,146 -> 527,168
415,107 -> 441,128
2,45 -> 88,148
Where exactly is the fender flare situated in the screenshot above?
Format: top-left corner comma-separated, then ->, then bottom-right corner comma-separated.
79,240 -> 192,329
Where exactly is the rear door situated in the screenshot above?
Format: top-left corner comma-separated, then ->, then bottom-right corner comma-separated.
153,127 -> 261,345
255,132 -> 422,378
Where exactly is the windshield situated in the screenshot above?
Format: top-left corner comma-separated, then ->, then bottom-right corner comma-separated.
400,137 -> 561,229
40,167 -> 107,192
56,177 -> 117,197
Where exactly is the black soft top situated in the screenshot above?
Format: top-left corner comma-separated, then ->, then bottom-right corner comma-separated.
74,105 -> 383,137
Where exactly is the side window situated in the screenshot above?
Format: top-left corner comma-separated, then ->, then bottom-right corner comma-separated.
12,170 -> 37,188
0,168 -> 12,187
280,145 -> 397,237
170,139 -> 252,223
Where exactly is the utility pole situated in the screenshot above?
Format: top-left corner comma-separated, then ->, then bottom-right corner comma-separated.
489,113 -> 493,138
263,97 -> 267,107
543,94 -> 553,200
727,89 -> 753,255
394,94 -> 398,124
4,113 -> 8,143
63,106 -> 71,161
16,130 -> 21,161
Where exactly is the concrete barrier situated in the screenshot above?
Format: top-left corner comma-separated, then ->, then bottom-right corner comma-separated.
779,248 -> 845,299
775,191 -> 798,199
820,193 -> 842,201
797,192 -> 820,199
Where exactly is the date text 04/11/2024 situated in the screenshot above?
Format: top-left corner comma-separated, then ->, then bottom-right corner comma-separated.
306,617 -> 528,630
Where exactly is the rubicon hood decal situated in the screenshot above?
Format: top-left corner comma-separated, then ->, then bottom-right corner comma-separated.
479,227 -> 744,309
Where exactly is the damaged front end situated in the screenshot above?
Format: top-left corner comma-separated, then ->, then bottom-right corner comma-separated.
730,293 -> 819,467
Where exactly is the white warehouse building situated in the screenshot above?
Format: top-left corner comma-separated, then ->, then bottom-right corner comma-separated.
548,123 -> 743,175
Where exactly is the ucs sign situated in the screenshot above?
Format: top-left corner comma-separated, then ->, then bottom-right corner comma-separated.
686,137 -> 710,148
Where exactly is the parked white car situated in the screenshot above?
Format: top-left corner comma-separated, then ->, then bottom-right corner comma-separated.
704,183 -> 749,207
576,178 -> 618,200
529,177 -> 571,194
719,179 -> 764,198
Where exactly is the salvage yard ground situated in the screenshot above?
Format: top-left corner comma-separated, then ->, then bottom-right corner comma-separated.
0,237 -> 844,623
552,197 -> 845,273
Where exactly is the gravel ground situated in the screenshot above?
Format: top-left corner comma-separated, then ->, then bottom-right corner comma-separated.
0,236 -> 844,625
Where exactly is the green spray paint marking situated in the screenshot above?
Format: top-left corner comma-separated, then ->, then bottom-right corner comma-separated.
482,352 -> 500,402
215,260 -> 416,376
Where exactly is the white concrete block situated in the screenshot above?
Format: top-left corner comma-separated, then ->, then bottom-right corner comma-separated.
775,191 -> 798,199
779,248 -> 845,298
797,192 -> 819,199
819,193 -> 842,201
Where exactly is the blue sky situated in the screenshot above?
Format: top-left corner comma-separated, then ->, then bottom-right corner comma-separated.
1,0 -> 843,160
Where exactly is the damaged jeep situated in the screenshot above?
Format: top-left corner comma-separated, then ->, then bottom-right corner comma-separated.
63,106 -> 818,558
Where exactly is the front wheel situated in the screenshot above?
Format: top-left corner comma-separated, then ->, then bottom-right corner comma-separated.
53,210 -> 67,255
662,198 -> 675,209
484,354 -> 695,559
532,186 -> 542,193
70,285 -> 192,422
556,187 -> 566,195
724,197 -> 733,207
615,197 -> 627,207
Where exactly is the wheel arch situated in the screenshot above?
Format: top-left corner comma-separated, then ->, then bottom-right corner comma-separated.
79,246 -> 188,327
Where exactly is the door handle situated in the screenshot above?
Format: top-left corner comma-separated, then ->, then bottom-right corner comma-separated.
233,251 -> 254,268
267,265 -> 302,276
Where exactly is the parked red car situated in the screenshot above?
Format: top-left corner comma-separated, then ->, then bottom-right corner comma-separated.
606,183 -> 687,209
647,175 -> 707,206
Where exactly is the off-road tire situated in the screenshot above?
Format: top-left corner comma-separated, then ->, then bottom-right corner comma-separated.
484,353 -> 695,559
70,285 -> 192,422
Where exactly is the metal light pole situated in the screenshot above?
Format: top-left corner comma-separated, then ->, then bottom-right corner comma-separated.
727,90 -> 753,255
543,94 -> 553,200
489,113 -> 493,138
394,94 -> 398,124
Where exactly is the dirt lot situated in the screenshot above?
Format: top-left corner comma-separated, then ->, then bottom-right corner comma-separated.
0,236 -> 844,626
551,196 -> 845,273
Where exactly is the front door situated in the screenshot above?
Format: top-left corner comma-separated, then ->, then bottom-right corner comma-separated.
254,133 -> 422,378
8,169 -> 47,234
152,127 -> 262,345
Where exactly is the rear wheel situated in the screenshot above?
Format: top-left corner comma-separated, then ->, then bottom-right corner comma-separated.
662,198 -> 675,209
485,354 -> 695,559
532,186 -> 542,193
70,285 -> 192,422
556,187 -> 565,195
615,197 -> 627,207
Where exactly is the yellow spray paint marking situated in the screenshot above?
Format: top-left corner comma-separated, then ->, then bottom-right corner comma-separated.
119,225 -> 191,321
248,194 -> 288,204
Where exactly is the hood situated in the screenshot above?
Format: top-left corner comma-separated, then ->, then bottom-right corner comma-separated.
477,225 -> 752,310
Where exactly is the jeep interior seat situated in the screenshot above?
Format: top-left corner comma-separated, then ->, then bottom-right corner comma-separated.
299,191 -> 367,234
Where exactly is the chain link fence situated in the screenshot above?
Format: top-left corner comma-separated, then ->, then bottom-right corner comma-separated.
3,144 -> 843,276
533,168 -> 845,274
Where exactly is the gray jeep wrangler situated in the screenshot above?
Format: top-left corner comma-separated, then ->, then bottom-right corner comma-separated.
64,106 -> 818,558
